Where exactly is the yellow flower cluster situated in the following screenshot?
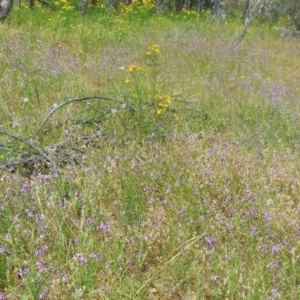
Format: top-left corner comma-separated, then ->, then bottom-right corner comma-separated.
55,0 -> 74,11
120,0 -> 155,14
126,64 -> 142,73
125,64 -> 143,83
141,0 -> 155,8
181,8 -> 198,16
120,2 -> 133,14
154,95 -> 171,115
146,44 -> 160,56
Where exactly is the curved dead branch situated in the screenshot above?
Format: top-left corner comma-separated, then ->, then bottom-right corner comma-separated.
35,96 -> 135,138
0,131 -> 55,166
0,95 -> 136,174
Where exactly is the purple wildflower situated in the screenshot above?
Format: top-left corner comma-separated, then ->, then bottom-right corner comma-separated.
73,253 -> 88,265
272,246 -> 279,256
267,262 -> 280,269
5,188 -> 12,197
17,267 -> 29,278
89,252 -> 102,261
148,197 -> 155,204
251,227 -> 257,236
97,222 -> 110,232
86,218 -> 93,226
35,244 -> 48,256
259,245 -> 267,253
39,288 -> 48,299
270,286 -> 279,300
38,213 -> 45,221
62,275 -> 69,284
130,258 -> 136,266
21,183 -> 31,194
205,236 -> 216,250
24,209 -> 34,218
210,274 -> 219,281
36,261 -> 46,273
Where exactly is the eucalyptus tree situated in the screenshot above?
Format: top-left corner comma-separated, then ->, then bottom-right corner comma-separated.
282,0 -> 300,30
212,0 -> 225,16
0,0 -> 13,22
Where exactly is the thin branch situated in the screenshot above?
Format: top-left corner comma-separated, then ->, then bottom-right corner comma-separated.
0,155 -> 46,170
35,96 -> 135,138
170,107 -> 209,120
0,131 -> 55,166
136,234 -> 204,295
75,106 -> 121,125
0,146 -> 31,156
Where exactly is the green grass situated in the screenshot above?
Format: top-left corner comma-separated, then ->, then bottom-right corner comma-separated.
1,4 -> 300,299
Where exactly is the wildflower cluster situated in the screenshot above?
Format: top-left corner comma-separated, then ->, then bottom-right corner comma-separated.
146,43 -> 161,66
181,8 -> 198,17
154,95 -> 172,115
146,44 -> 160,56
123,44 -> 172,117
125,64 -> 143,84
126,64 -> 142,73
54,0 -> 75,12
120,0 -> 155,21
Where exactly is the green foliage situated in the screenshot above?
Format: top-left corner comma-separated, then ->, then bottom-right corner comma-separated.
1,8 -> 300,299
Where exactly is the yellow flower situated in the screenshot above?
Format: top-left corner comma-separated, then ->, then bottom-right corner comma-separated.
147,44 -> 160,55
154,95 -> 171,115
163,95 -> 171,106
154,95 -> 163,101
126,64 -> 141,73
125,78 -> 130,84
156,108 -> 166,115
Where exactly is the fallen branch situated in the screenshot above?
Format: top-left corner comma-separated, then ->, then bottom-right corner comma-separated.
0,131 -> 55,166
1,95 -> 133,174
35,96 -> 135,138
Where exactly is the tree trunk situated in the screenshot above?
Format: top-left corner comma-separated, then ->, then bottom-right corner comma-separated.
175,0 -> 185,13
212,0 -> 225,16
29,0 -> 34,9
242,0 -> 250,22
197,0 -> 210,12
0,0 -> 14,22
109,0 -> 119,10
81,0 -> 88,16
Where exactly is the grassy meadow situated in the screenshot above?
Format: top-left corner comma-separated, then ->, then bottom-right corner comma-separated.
1,3 -> 300,299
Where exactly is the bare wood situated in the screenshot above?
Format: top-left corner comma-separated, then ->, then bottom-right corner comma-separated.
231,0 -> 265,49
0,0 -> 14,22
